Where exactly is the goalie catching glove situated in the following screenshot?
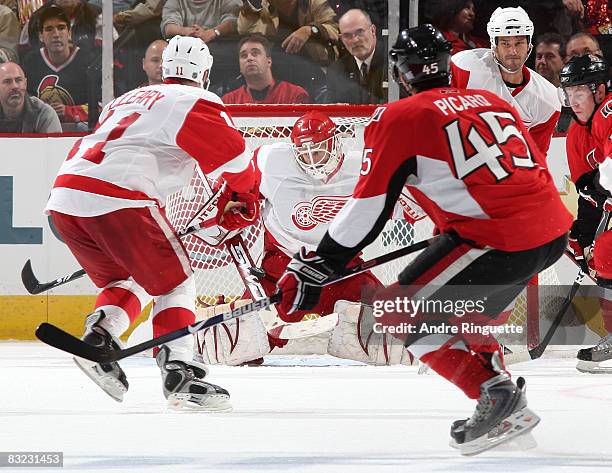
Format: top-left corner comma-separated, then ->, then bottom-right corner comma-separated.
276,248 -> 336,317
215,182 -> 260,231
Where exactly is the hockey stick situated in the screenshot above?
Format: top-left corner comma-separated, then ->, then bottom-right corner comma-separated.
507,211 -> 611,364
36,234 -> 440,362
223,234 -> 339,339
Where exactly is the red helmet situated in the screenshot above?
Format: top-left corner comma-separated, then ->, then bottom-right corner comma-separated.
290,111 -> 342,181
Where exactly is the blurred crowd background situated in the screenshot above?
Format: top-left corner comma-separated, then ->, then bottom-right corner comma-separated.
1,0 -> 611,132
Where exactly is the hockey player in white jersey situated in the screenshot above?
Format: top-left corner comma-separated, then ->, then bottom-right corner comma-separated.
450,7 -> 561,155
196,110 -> 417,366
44,36 -> 259,410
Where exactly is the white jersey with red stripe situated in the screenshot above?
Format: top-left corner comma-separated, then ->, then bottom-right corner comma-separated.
254,143 -> 420,256
255,143 -> 362,256
450,48 -> 561,154
45,83 -> 254,217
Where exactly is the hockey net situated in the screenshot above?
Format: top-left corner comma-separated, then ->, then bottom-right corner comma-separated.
165,104 -> 563,351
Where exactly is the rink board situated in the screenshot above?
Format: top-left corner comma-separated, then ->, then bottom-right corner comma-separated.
0,135 -> 572,339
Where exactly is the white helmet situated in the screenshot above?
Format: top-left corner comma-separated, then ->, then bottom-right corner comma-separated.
487,7 -> 534,44
162,36 -> 214,87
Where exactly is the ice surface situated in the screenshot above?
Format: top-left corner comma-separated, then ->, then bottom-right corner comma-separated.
1,342 -> 611,473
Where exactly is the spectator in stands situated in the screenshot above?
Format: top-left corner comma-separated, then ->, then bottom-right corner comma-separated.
334,0 -> 387,32
238,0 -> 339,65
142,39 -> 166,86
565,31 -> 603,60
535,33 -> 566,87
326,9 -> 385,104
222,34 -> 310,104
161,0 -> 240,42
430,0 -> 488,55
113,0 -> 163,32
0,0 -> 19,62
24,0 -> 101,54
22,5 -> 97,129
0,62 -> 61,132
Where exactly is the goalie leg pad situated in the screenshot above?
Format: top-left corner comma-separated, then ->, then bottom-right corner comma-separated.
327,300 -> 415,366
195,299 -> 271,365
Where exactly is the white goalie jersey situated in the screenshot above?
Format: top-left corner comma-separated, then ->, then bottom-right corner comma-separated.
253,142 -> 422,256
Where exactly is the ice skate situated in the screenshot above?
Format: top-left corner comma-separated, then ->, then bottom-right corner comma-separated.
576,334 -> 612,373
156,345 -> 232,411
73,311 -> 129,402
449,374 -> 540,455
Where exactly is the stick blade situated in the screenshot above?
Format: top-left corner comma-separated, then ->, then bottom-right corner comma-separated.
21,260 -> 44,294
35,323 -> 111,362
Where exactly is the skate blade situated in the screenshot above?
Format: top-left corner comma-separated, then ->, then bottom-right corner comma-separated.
576,360 -> 612,374
73,357 -> 127,403
450,407 -> 541,456
166,393 -> 233,412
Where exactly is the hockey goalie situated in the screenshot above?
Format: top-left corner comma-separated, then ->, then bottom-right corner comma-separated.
194,111 -> 421,366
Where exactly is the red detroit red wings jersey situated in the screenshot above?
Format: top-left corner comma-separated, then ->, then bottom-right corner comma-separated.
45,83 -> 254,217
328,88 -> 572,253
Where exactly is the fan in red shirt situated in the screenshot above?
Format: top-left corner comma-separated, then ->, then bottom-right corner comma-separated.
276,24 -> 572,455
430,0 -> 488,55
222,34 -> 310,104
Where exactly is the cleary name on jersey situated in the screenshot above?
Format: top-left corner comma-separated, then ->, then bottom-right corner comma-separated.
450,48 -> 561,155
318,88 -> 572,268
45,84 -> 254,217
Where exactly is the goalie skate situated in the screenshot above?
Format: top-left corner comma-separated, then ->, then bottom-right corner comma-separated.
156,345 -> 232,411
576,335 -> 612,373
449,374 -> 540,456
73,311 -> 128,402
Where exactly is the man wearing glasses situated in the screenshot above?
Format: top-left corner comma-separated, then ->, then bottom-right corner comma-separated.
326,9 -> 386,104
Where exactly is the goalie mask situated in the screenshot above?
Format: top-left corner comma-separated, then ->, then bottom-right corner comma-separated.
290,111 -> 343,182
162,35 -> 214,88
389,24 -> 452,93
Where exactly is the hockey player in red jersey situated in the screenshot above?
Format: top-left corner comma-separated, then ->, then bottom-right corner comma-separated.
196,111 -> 417,366
276,25 -> 573,454
450,7 -> 561,155
44,35 -> 259,410
560,54 -> 612,373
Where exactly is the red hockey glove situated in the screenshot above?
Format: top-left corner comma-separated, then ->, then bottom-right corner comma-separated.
215,183 -> 260,231
276,248 -> 335,318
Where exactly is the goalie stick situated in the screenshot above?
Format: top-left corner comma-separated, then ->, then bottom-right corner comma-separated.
36,233 -> 440,362
506,211 -> 611,364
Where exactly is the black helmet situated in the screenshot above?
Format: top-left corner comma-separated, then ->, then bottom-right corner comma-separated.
389,24 -> 452,91
560,54 -> 609,89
